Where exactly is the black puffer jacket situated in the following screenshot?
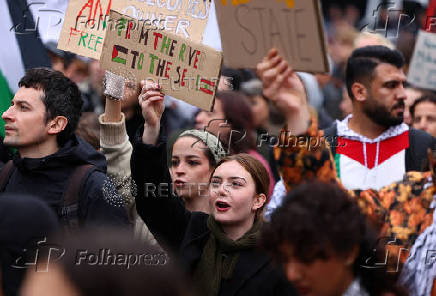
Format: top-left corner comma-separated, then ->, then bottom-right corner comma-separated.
1,135 -> 129,227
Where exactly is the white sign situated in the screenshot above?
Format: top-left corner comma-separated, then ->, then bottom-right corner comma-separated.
407,30 -> 436,90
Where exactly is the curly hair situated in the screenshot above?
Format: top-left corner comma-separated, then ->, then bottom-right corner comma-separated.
261,181 -> 405,295
18,68 -> 83,146
262,181 -> 366,261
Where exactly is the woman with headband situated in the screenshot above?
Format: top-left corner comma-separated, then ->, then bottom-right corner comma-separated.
133,81 -> 226,214
131,81 -> 297,296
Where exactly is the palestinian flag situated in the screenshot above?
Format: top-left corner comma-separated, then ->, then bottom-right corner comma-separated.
0,0 -> 51,137
335,131 -> 409,190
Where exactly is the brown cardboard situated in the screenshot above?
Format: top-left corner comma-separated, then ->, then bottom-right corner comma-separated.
214,0 -> 329,73
100,10 -> 222,111
57,0 -> 211,59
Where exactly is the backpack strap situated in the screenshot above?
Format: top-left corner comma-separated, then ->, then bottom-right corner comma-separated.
59,164 -> 96,231
323,122 -> 338,157
0,160 -> 15,192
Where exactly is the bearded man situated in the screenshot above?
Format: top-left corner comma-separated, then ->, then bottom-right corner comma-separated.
258,46 -> 435,190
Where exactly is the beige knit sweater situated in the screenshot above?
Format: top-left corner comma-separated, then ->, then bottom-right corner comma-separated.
99,113 -> 157,245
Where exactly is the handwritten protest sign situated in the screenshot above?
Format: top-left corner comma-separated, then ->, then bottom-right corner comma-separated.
407,30 -> 436,90
100,10 -> 222,111
214,0 -> 329,73
57,0 -> 211,59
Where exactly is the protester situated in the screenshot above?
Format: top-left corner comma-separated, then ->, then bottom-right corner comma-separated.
257,45 -> 436,279
241,78 -> 281,183
403,86 -> 428,125
240,78 -> 270,132
20,229 -> 191,296
45,42 -> 94,112
99,73 -> 156,243
410,94 -> 436,137
324,24 -> 358,120
0,68 -> 128,229
261,181 -> 405,296
0,193 -> 59,296
195,91 -> 276,195
132,152 -> 296,295
131,83 -> 297,295
132,81 -> 226,213
258,46 -> 435,191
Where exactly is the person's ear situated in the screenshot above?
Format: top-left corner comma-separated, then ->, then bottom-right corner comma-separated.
47,116 -> 68,135
351,82 -> 368,102
252,193 -> 267,211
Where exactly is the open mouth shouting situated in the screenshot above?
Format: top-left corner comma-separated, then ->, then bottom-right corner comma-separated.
215,200 -> 231,212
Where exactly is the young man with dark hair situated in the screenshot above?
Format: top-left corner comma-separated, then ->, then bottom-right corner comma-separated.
410,94 -> 436,138
261,181 -> 403,296
0,68 -> 128,229
258,46 -> 435,191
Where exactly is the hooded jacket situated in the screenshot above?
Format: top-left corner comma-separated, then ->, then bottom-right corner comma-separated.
1,135 -> 129,227
324,115 -> 436,190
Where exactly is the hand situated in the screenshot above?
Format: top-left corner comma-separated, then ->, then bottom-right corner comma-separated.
138,80 -> 165,145
257,49 -> 310,135
139,80 -> 165,127
103,71 -> 125,100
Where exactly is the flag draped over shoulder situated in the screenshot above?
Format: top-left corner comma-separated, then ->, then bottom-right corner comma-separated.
0,0 -> 51,137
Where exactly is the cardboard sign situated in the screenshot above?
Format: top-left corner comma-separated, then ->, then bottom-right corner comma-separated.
100,10 -> 222,111
214,0 -> 329,73
407,30 -> 436,90
57,0 -> 211,59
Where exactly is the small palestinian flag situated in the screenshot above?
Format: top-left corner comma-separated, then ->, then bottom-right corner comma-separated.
198,77 -> 215,95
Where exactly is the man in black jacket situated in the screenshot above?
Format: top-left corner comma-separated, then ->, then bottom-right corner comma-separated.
0,68 -> 128,228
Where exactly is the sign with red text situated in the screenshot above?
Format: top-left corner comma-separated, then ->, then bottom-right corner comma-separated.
214,0 -> 329,73
100,10 -> 222,111
57,0 -> 211,59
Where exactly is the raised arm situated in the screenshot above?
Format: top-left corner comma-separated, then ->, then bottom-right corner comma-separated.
100,96 -> 129,177
257,49 -> 337,193
100,76 -> 159,243
138,81 -> 164,145
257,48 -> 310,135
131,81 -> 191,251
100,75 -> 134,217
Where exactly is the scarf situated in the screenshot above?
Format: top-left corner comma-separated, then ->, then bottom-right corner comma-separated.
192,216 -> 262,296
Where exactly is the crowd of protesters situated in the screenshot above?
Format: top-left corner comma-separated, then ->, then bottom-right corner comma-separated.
1,1 -> 436,296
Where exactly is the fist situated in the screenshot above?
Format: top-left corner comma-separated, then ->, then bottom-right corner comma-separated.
138,80 -> 165,128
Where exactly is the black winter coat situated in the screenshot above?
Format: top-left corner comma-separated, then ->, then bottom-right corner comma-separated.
1,135 -> 129,227
131,129 -> 297,296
